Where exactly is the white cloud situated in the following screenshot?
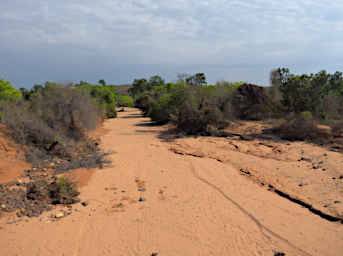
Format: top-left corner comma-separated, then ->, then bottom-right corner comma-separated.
1,0 -> 343,86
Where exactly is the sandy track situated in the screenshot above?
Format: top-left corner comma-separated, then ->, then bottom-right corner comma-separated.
0,108 -> 342,256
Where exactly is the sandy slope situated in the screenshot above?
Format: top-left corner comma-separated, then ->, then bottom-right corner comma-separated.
0,108 -> 342,256
0,124 -> 31,184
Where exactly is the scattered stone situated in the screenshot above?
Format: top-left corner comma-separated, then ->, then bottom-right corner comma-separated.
121,190 -> 126,193
274,252 -> 286,256
240,169 -> 251,176
0,178 -> 80,218
298,184 -> 303,187
323,153 -> 328,157
334,200 -> 341,204
151,253 -> 158,256
332,177 -> 336,180
300,157 -> 312,162
81,201 -> 89,207
322,168 -> 326,171
138,188 -> 146,192
138,197 -> 146,202
55,212 -> 64,218
339,175 -> 343,180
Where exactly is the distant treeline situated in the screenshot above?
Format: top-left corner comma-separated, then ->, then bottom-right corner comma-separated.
1,68 -> 343,146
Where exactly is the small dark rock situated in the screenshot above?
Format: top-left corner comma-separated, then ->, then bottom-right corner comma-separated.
138,197 -> 146,202
334,200 -> 341,204
339,175 -> 343,180
298,184 -> 303,187
322,168 -> 326,171
332,177 -> 336,180
81,201 -> 89,207
274,252 -> 286,256
138,188 -> 146,192
300,157 -> 312,162
151,253 -> 158,256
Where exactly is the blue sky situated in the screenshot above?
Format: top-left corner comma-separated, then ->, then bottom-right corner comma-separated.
1,0 -> 342,88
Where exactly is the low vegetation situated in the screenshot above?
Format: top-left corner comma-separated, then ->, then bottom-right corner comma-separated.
130,70 -> 343,143
0,80 -> 122,171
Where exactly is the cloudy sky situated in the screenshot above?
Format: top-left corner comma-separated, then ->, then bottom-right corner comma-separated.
1,0 -> 342,88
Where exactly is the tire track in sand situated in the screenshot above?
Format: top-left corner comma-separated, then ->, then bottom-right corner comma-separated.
187,160 -> 313,256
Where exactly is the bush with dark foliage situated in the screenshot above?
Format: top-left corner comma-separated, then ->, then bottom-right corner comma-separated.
2,84 -> 109,170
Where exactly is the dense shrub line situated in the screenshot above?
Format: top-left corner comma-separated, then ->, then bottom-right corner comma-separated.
0,80 -> 132,170
131,70 -> 343,141
131,73 -> 272,134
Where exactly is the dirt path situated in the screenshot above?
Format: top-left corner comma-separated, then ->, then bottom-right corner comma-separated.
0,108 -> 342,256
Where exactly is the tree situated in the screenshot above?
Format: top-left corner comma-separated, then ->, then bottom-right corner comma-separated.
99,79 -> 106,86
269,69 -> 283,103
0,79 -> 22,101
128,79 -> 148,98
148,75 -> 165,89
186,73 -> 207,87
277,68 -> 343,116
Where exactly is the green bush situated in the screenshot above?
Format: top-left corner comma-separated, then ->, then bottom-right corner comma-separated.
0,79 -> 22,120
149,94 -> 173,124
132,74 -> 235,134
135,93 -> 156,116
0,79 -> 22,101
2,84 -> 108,170
274,68 -> 343,117
116,95 -> 134,107
75,82 -> 117,118
170,88 -> 230,134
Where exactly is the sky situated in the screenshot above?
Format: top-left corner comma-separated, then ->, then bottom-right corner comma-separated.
1,0 -> 342,89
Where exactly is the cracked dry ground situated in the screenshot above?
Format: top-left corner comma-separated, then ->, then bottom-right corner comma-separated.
1,108 -> 343,256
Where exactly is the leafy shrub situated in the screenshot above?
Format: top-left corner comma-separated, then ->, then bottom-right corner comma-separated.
172,102 -> 229,135
116,95 -> 134,107
273,68 -> 343,117
0,79 -> 22,120
232,83 -> 276,120
75,82 -> 117,118
271,114 -> 330,142
170,87 -> 231,134
149,94 -> 172,124
2,84 -> 108,170
0,79 -> 22,101
135,93 -> 156,116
